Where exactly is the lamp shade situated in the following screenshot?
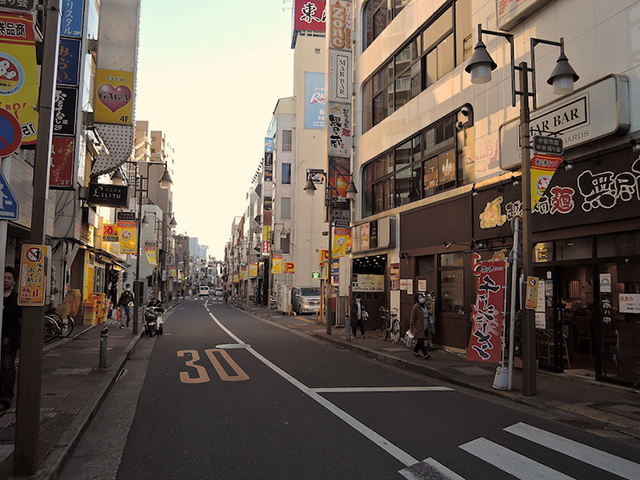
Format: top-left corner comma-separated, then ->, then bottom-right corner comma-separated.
111,168 -> 125,186
303,178 -> 317,195
169,215 -> 178,228
465,39 -> 497,84
345,180 -> 358,200
159,168 -> 173,189
547,52 -> 579,95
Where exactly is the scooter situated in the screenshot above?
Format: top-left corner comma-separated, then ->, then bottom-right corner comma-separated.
143,306 -> 164,336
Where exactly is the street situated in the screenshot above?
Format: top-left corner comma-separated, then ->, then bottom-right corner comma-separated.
60,299 -> 640,480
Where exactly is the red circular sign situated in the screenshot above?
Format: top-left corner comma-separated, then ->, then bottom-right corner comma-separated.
0,108 -> 22,157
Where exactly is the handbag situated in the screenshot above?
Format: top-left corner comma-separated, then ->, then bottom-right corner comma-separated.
404,330 -> 414,347
362,310 -> 369,321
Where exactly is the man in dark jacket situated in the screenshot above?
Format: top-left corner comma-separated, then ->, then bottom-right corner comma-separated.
2,267 -> 21,410
350,294 -> 367,339
117,284 -> 135,329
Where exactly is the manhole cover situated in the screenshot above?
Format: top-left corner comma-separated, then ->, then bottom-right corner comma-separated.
215,344 -> 250,350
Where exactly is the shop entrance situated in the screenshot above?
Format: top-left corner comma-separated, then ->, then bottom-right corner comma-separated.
560,265 -> 596,373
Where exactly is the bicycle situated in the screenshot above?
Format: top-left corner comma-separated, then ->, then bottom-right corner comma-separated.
380,306 -> 401,343
43,311 -> 75,342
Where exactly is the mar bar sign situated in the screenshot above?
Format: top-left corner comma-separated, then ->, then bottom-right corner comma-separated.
87,183 -> 129,208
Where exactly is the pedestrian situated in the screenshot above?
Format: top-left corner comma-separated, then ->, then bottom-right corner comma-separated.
117,284 -> 135,329
350,294 -> 367,339
1,267 -> 21,410
410,293 -> 431,359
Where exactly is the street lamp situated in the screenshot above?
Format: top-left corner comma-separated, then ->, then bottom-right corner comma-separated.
132,162 -> 173,335
304,170 -> 357,335
465,24 -> 579,396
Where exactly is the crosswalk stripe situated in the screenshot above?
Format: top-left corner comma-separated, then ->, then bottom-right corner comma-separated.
460,437 -> 575,480
505,422 -> 640,479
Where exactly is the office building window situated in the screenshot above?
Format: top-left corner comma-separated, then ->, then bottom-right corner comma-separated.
281,233 -> 291,254
363,0 -> 415,50
363,0 -> 471,131
361,111 -> 474,217
281,197 -> 291,219
282,163 -> 291,184
282,130 -> 292,151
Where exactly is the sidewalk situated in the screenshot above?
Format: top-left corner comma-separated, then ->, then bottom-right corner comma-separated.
0,298 -> 638,480
237,302 -> 640,447
0,299 -> 186,480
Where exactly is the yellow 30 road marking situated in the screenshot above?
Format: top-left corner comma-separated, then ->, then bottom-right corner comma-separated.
205,349 -> 249,382
177,350 -> 210,384
177,349 -> 249,383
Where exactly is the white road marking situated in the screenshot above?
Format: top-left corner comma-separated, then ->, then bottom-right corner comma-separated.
460,437 -> 575,480
311,386 -> 453,393
208,311 -> 421,467
400,458 -> 466,480
505,422 -> 640,479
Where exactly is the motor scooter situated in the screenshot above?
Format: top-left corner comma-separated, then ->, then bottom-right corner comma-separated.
143,306 -> 164,336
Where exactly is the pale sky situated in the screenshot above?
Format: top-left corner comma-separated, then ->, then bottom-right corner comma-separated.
135,1 -> 295,261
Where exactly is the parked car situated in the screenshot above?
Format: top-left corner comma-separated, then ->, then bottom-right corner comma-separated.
291,286 -> 321,315
199,285 -> 210,297
214,287 -> 223,297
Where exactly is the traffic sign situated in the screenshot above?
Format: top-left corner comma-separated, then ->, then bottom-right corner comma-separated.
0,169 -> 18,220
533,135 -> 563,156
0,108 -> 22,157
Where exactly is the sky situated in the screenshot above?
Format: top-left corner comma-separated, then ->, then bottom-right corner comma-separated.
135,1 -> 296,261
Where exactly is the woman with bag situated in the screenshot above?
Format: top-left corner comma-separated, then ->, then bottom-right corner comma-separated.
409,293 -> 431,359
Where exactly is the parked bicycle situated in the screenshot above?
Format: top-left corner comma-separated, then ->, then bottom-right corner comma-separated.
43,311 -> 75,342
380,306 -> 401,343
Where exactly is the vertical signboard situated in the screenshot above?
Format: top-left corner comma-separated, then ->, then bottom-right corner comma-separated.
292,0 -> 326,47
262,137 -> 274,256
94,69 -> 135,124
305,72 -> 325,129
49,136 -> 75,189
60,0 -> 84,38
18,245 -> 50,306
0,11 -> 39,145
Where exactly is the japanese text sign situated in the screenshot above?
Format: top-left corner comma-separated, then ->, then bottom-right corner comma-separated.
0,11 -> 38,145
467,254 -> 506,363
117,220 -> 136,254
18,244 -> 50,306
94,69 -> 134,125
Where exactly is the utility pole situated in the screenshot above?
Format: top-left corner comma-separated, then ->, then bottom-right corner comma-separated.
14,1 -> 61,475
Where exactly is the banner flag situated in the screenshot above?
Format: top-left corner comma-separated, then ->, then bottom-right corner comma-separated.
531,154 -> 563,209
467,253 -> 506,363
117,221 -> 136,254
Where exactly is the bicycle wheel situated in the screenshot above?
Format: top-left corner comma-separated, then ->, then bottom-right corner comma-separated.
382,319 -> 390,341
44,315 -> 60,342
60,315 -> 74,338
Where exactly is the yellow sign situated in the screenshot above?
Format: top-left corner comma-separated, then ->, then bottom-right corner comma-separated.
94,69 -> 134,124
284,262 -> 295,274
103,223 -> 119,242
272,254 -> 283,275
531,154 -> 563,209
117,220 -> 136,254
332,228 -> 350,258
144,242 -> 157,266
525,276 -> 539,310
249,262 -> 258,278
233,273 -> 239,283
0,12 -> 39,145
240,267 -> 247,280
18,244 -> 50,306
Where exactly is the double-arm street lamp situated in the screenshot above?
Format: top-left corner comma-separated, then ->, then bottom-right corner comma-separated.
114,161 -> 172,334
465,24 -> 579,396
304,171 -> 357,335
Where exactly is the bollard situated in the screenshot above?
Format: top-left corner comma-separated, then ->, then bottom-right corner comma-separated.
99,327 -> 109,370
345,314 -> 351,342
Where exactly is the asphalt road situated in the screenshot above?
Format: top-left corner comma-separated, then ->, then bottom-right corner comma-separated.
61,298 -> 640,480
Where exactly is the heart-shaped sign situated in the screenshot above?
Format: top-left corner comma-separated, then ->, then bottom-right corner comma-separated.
97,84 -> 132,113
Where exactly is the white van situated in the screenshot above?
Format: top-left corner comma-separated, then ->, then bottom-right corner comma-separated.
199,286 -> 210,297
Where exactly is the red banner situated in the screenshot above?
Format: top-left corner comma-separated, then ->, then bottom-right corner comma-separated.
467,254 -> 506,363
293,0 -> 326,33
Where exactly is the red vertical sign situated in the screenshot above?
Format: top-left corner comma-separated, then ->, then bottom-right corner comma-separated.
467,254 -> 506,363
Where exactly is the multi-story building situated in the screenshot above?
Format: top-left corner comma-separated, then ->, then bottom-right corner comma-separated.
350,0 -> 640,385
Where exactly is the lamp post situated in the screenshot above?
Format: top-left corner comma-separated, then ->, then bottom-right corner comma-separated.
465,24 -> 579,396
304,171 -> 357,335
131,161 -> 173,334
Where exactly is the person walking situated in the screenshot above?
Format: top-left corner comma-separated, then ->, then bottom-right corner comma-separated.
350,294 -> 367,339
117,284 -> 135,329
410,293 -> 431,360
1,267 -> 21,410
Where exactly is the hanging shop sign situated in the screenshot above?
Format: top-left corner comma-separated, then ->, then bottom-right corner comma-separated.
284,262 -> 295,274
327,103 -> 351,156
144,241 -> 157,266
0,11 -> 38,145
500,75 -> 629,170
332,227 -> 350,259
530,154 -> 562,209
60,0 -> 84,38
94,68 -> 134,124
57,37 -> 81,86
466,254 -> 506,363
117,220 -> 136,254
249,262 -> 258,278
87,182 -> 129,208
49,136 -> 75,189
271,254 -> 283,275
53,86 -> 77,135
102,223 -> 118,242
